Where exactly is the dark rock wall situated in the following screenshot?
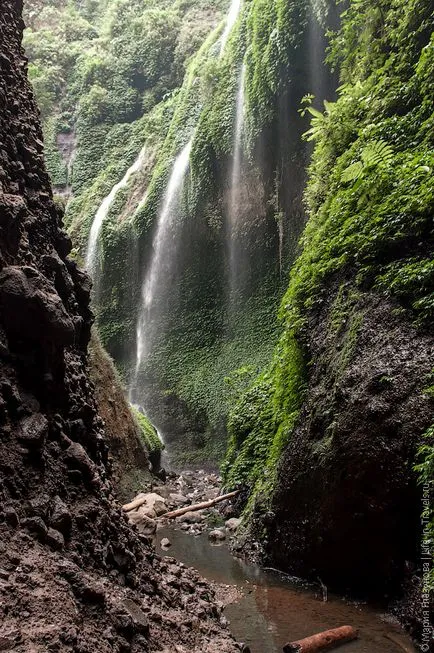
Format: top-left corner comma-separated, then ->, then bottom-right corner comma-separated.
0,3 -> 238,651
264,284 -> 433,621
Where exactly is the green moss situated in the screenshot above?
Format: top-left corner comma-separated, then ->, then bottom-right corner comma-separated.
131,406 -> 163,455
223,0 -> 433,510
222,329 -> 305,500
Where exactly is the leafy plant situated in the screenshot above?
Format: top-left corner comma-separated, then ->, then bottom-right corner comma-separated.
341,139 -> 394,184
300,96 -> 336,142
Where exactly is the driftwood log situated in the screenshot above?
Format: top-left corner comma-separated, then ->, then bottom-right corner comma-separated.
164,490 -> 240,518
283,626 -> 358,652
122,495 -> 149,513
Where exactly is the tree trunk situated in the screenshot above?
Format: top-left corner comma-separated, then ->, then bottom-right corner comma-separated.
163,490 -> 240,518
283,626 -> 358,652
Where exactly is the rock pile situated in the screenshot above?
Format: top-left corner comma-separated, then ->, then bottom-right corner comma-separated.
124,470 -> 242,543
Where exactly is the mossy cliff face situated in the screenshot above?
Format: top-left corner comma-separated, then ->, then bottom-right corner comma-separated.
98,0 -> 338,465
0,4 -> 238,650
23,0 -> 339,466
224,0 -> 434,633
88,331 -> 153,501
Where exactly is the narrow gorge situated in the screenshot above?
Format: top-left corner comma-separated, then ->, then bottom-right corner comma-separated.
0,0 -> 433,651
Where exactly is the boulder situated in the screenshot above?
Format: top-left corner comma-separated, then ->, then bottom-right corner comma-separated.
127,511 -> 157,536
65,442 -> 95,481
169,493 -> 189,505
208,529 -> 226,542
46,527 -> 64,550
160,538 -> 171,549
0,266 -> 74,345
50,496 -> 72,535
225,518 -> 242,533
153,500 -> 167,517
177,511 -> 204,524
17,413 -> 48,448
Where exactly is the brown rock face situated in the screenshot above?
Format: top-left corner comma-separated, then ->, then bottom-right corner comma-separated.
0,3 -> 238,652
262,287 -> 433,636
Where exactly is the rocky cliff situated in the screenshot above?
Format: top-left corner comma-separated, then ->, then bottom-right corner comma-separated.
0,2 -> 238,651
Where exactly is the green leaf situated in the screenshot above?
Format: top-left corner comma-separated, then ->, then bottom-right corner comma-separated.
341,161 -> 363,183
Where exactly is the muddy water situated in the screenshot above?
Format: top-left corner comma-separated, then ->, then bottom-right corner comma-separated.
156,527 -> 416,653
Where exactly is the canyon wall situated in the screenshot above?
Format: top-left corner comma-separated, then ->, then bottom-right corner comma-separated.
0,2 -> 238,650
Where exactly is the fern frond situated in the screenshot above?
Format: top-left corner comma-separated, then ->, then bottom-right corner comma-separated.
307,106 -> 324,119
361,140 -> 393,168
341,161 -> 363,183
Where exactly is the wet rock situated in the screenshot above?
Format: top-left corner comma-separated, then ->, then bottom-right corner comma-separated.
4,507 -> 19,527
65,442 -> 95,480
203,488 -> 220,501
160,537 -> 171,549
28,494 -> 51,521
122,599 -> 149,634
0,266 -> 74,346
127,510 -> 157,536
209,529 -> 226,542
46,527 -> 64,550
153,501 -> 166,517
225,518 -> 241,533
169,493 -> 189,505
153,485 -> 171,499
177,512 -> 204,524
22,516 -> 47,540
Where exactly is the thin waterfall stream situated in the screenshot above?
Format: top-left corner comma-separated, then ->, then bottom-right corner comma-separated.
220,0 -> 243,55
126,0 -> 246,452
228,62 -> 246,308
130,138 -> 193,403
85,145 -> 147,279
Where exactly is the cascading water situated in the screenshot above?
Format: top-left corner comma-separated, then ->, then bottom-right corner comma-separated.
130,138 -> 193,401
85,146 -> 147,279
228,62 -> 246,306
127,0 -> 247,456
220,0 -> 243,56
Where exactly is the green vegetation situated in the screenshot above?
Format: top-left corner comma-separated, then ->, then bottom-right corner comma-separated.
223,0 -> 433,508
131,406 -> 163,456
25,0 -> 432,496
222,328 -> 305,500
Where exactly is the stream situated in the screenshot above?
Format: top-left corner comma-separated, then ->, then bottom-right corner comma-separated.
156,527 -> 416,653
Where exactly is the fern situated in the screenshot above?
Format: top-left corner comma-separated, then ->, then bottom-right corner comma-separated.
341,160 -> 363,182
342,139 -> 393,185
361,140 -> 394,168
300,98 -> 336,142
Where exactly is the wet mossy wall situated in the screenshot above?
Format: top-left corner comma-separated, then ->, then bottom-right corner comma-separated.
223,0 -> 433,601
24,0 -> 338,466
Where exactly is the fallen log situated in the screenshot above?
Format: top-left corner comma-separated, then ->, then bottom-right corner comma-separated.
123,495 -> 147,513
283,626 -> 358,652
163,490 -> 240,519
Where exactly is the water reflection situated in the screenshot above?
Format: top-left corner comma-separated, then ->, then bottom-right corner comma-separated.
156,528 -> 416,653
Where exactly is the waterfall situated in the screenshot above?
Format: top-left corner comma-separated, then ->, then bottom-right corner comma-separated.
228,62 -> 246,304
220,0 -> 243,56
85,146 -> 147,279
131,138 -> 193,394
